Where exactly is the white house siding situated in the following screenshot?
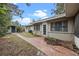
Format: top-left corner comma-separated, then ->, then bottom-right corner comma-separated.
26,27 -> 30,32
8,27 -> 11,33
75,36 -> 79,48
30,25 -> 34,31
25,27 -> 28,32
26,25 -> 34,32
33,31 -> 42,35
48,32 -> 74,41
68,18 -> 74,33
25,27 -> 27,32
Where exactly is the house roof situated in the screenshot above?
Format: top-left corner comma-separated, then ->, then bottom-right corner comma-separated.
26,3 -> 79,26
31,3 -> 79,24
26,23 -> 33,27
32,13 -> 66,24
64,3 -> 79,17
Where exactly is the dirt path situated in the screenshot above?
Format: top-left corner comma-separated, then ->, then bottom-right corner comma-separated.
13,33 -> 78,56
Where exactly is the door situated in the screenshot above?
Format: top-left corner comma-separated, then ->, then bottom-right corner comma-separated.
11,26 -> 16,32
43,25 -> 46,35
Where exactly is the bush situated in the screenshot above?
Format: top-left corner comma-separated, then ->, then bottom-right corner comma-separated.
44,37 -> 73,49
33,34 -> 41,37
0,27 -> 8,37
44,37 -> 62,45
16,26 -> 25,32
28,30 -> 33,34
45,37 -> 57,42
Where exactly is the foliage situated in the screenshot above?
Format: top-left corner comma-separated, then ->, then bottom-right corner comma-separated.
0,3 -> 23,36
51,3 -> 64,15
26,3 -> 31,6
28,30 -> 33,34
16,26 -> 25,32
12,20 -> 25,32
20,32 -> 35,38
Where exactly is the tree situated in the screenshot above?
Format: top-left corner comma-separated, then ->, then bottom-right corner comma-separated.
26,3 -> 31,6
15,21 -> 20,26
51,3 -> 64,15
0,3 -> 23,36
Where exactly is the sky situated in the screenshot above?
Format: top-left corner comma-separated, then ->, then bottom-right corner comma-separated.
12,3 -> 56,25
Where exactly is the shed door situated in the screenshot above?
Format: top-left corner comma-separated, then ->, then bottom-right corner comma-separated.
11,26 -> 16,32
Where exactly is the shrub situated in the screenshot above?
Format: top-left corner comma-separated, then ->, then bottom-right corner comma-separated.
0,27 -> 8,37
28,30 -> 33,34
44,37 -> 62,45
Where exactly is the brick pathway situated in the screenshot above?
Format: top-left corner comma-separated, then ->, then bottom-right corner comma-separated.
14,33 -> 78,56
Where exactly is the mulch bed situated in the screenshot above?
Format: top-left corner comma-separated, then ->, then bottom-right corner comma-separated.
44,37 -> 78,53
44,37 -> 79,55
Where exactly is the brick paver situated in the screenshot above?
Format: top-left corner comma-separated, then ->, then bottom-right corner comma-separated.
14,33 -> 78,56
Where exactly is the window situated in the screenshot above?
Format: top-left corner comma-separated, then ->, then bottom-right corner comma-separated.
51,20 -> 68,32
55,21 -> 62,31
34,24 -> 40,31
62,20 -> 68,32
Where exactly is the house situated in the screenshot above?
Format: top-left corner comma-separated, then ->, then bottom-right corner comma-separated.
8,22 -> 17,33
25,24 -> 33,32
26,3 -> 79,48
8,26 -> 16,33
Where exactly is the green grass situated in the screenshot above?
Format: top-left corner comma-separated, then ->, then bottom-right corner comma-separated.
0,34 -> 38,56
19,32 -> 35,38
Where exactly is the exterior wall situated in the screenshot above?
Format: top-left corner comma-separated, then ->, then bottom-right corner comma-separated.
33,31 -> 42,35
25,27 -> 28,32
48,32 -> 74,41
26,25 -> 34,32
75,36 -> 79,48
25,27 -> 29,32
47,18 -> 74,41
8,26 -> 17,33
32,17 -> 75,42
8,27 -> 11,33
68,18 -> 74,33
74,13 -> 79,48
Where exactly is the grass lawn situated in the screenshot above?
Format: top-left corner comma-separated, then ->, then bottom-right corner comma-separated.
0,34 -> 44,56
19,32 -> 36,38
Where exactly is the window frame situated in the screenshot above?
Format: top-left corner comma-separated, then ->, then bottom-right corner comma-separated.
34,24 -> 40,31
50,20 -> 68,32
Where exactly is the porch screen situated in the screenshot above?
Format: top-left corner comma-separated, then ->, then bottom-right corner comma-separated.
55,22 -> 62,31
62,20 -> 68,32
34,24 -> 40,31
51,20 -> 68,32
